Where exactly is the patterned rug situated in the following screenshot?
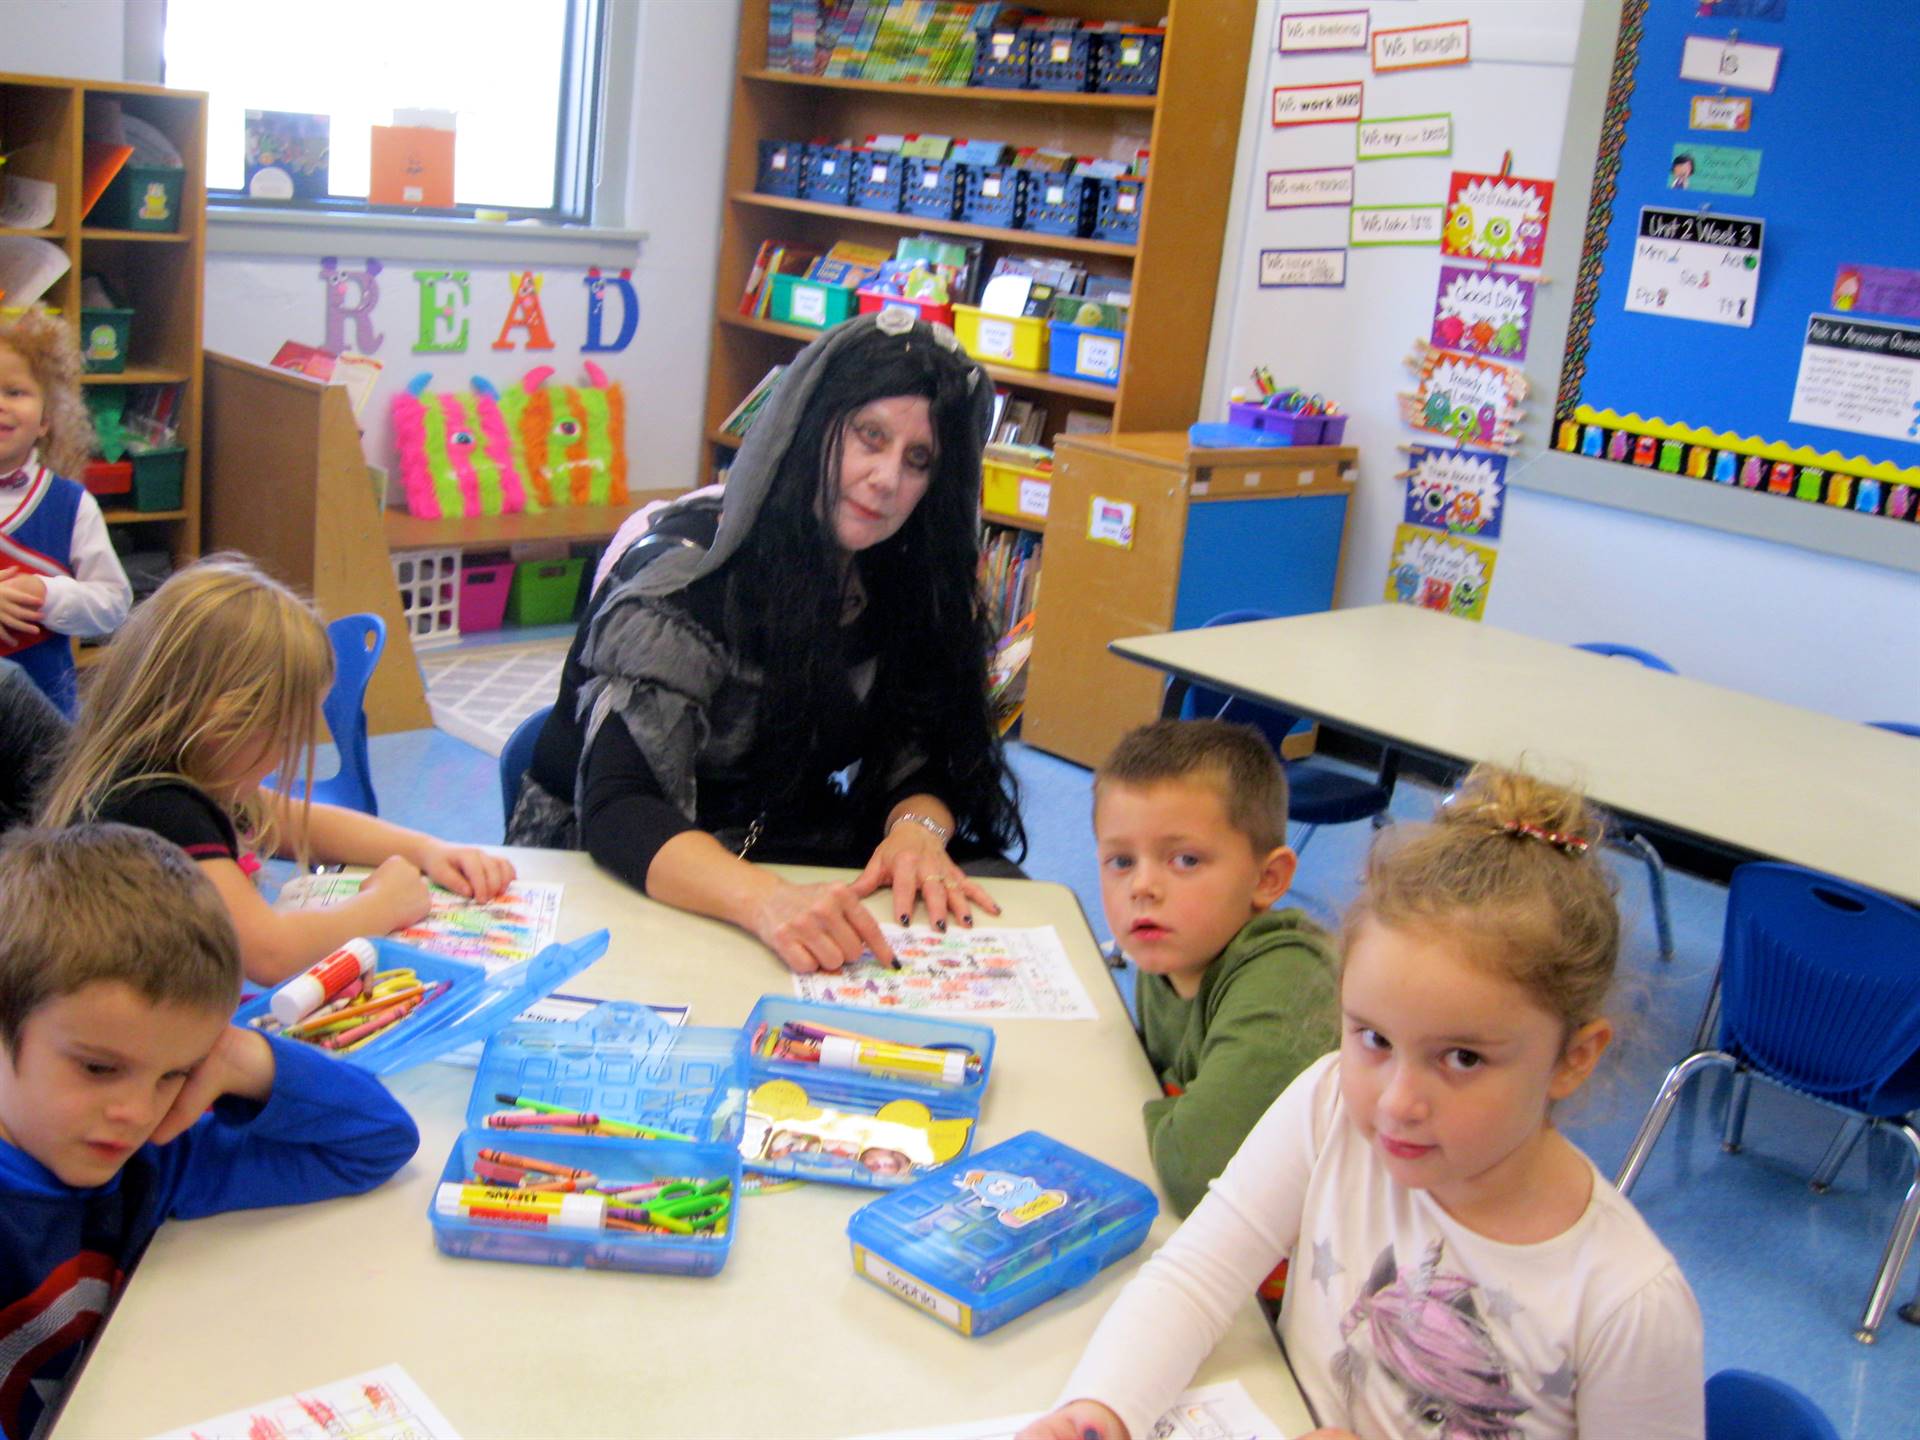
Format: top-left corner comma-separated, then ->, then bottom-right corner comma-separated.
419,638 -> 568,757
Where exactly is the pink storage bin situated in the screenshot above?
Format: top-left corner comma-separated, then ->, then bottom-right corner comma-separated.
458,561 -> 515,633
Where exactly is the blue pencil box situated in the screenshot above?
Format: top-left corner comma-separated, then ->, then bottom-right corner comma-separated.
429,1009 -> 748,1276
846,1130 -> 1157,1336
739,997 -> 994,1190
234,931 -> 607,1075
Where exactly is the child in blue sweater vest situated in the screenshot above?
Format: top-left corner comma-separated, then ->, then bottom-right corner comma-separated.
0,824 -> 419,1440
0,307 -> 132,716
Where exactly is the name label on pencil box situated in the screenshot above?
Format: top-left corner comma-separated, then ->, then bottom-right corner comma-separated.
853,1246 -> 970,1331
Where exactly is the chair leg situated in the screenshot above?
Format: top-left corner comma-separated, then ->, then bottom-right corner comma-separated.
1855,1119 -> 1920,1343
1722,1069 -> 1753,1152
1616,1051 -> 1731,1193
1812,1116 -> 1870,1193
1902,1273 -> 1920,1327
1623,832 -> 1675,963
1291,824 -> 1319,858
1691,966 -> 1723,1052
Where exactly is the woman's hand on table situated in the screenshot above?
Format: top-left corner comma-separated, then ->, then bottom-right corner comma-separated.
1015,1401 -> 1128,1440
853,819 -> 1000,932
749,877 -> 895,973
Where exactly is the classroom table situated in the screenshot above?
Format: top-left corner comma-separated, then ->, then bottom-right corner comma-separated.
1111,604 -> 1920,907
59,854 -> 1316,1440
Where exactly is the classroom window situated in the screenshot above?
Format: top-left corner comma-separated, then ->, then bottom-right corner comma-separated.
163,0 -> 605,221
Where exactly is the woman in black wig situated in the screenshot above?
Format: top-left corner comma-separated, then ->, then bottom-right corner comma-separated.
509,312 -> 1024,973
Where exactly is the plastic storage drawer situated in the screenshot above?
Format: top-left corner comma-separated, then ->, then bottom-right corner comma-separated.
958,164 -> 1027,230
801,144 -> 856,205
900,157 -> 961,220
1022,172 -> 1096,238
1093,177 -> 1144,243
1093,30 -> 1164,94
970,28 -> 1030,87
1027,29 -> 1095,91
846,1130 -> 1157,1336
856,290 -> 956,331
1048,322 -> 1125,386
769,273 -> 859,330
954,305 -> 1048,371
853,150 -> 907,212
755,139 -> 805,197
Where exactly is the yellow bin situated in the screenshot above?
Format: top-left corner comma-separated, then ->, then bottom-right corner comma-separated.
954,305 -> 1048,371
981,458 -> 1051,522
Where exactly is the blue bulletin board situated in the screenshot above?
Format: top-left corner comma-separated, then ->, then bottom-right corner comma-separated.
1523,0 -> 1920,572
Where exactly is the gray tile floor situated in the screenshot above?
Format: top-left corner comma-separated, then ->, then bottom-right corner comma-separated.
351,721 -> 1920,1439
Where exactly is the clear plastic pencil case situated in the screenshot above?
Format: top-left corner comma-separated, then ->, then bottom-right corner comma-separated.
845,1129 -> 1157,1335
429,1006 -> 747,1277
738,997 -> 995,1189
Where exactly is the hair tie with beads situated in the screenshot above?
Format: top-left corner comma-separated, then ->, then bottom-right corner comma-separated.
1501,819 -> 1591,855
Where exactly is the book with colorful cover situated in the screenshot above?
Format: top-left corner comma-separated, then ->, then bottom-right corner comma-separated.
808,239 -> 893,288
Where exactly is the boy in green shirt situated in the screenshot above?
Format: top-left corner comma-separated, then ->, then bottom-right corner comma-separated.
1096,720 -> 1338,1216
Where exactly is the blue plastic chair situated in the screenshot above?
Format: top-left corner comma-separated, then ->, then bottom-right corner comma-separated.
1617,862 -> 1920,1342
1705,1370 -> 1840,1440
309,614 -> 384,816
1170,610 -> 1398,856
499,703 -> 554,830
1869,720 -> 1920,739
1574,642 -> 1681,963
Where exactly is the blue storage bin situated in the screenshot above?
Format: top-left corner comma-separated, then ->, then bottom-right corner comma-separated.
1027,28 -> 1095,91
970,27 -> 1030,88
431,1131 -> 740,1277
801,144 -> 856,205
427,1011 -> 750,1277
1092,29 -> 1164,94
755,139 -> 805,197
958,163 -> 1027,229
740,998 -> 994,1190
1093,177 -> 1144,243
853,150 -> 907,212
1022,171 -> 1096,237
234,931 -> 608,1076
900,156 -> 961,220
1049,320 -> 1125,386
847,1130 -> 1158,1336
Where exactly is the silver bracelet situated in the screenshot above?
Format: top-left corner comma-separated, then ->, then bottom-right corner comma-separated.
890,811 -> 952,845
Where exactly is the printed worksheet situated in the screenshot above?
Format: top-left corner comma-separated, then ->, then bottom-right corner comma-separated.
793,925 -> 1097,1020
275,871 -> 563,973
845,1379 -> 1288,1440
150,1363 -> 463,1440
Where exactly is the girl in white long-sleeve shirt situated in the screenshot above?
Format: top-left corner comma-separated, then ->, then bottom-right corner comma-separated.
1021,766 -> 1704,1440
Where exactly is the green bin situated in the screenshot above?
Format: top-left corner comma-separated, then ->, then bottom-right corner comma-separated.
93,164 -> 185,232
129,446 -> 186,512
505,558 -> 585,625
80,307 -> 133,373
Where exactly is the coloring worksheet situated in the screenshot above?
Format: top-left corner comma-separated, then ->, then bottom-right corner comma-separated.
275,872 -> 564,973
793,925 -> 1098,1020
150,1363 -> 464,1440
845,1379 -> 1288,1440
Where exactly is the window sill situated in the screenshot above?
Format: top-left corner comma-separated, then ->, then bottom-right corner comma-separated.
206,207 -> 647,267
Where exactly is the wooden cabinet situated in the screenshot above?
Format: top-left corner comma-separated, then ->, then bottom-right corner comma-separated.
1020,432 -> 1357,767
0,73 -> 207,569
703,0 -> 1260,474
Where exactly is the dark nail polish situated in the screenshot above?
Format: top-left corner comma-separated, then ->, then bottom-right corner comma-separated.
1084,1429 -> 1103,1440
899,913 -> 910,925
936,919 -> 947,932
962,915 -> 974,927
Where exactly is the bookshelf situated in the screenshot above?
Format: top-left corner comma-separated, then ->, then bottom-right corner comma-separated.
703,0 -> 1262,467
0,74 -> 207,579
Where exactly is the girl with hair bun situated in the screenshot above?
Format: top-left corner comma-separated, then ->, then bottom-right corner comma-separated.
1022,764 -> 1704,1440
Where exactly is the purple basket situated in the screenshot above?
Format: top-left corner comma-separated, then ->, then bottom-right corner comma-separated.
1226,401 -> 1324,444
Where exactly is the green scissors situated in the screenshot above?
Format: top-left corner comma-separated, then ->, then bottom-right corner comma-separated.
643,1178 -> 732,1234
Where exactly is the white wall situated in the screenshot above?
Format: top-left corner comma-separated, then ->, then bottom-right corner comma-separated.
1205,0 -> 1920,720
4,0 -> 738,499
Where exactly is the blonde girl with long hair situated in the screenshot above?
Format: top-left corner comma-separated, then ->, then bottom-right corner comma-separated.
1020,765 -> 1703,1440
41,555 -> 514,983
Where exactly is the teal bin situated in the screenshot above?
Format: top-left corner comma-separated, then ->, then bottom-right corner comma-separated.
506,558 -> 585,625
93,163 -> 185,232
129,446 -> 185,512
80,307 -> 133,373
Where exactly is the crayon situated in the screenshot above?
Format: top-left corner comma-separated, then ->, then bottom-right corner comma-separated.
477,1148 -> 595,1179
484,1110 -> 601,1130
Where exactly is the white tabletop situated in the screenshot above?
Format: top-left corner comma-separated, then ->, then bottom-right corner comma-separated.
60,853 -> 1316,1440
1112,604 -> 1920,905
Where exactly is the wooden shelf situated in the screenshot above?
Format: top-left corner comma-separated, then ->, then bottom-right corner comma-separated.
100,507 -> 186,522
718,310 -> 1119,402
731,191 -> 1137,258
79,226 -> 191,243
82,367 -> 189,385
982,507 -> 1045,533
383,494 -> 682,552
0,225 -> 63,239
707,429 -> 743,448
742,68 -> 1158,111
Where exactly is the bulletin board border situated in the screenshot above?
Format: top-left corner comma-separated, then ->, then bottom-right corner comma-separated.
1516,0 -> 1920,574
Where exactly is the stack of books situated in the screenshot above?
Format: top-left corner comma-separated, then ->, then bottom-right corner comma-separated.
771,2 -> 1032,85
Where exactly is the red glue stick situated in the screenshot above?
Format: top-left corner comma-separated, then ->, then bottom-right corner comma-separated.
270,939 -> 379,1026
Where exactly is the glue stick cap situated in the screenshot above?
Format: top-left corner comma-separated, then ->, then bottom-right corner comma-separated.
269,938 -> 380,1027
